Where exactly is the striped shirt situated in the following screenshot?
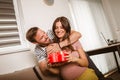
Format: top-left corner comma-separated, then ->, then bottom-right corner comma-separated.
34,30 -> 55,62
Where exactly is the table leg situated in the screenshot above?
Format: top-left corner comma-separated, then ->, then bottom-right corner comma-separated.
117,46 -> 120,58
113,51 -> 120,72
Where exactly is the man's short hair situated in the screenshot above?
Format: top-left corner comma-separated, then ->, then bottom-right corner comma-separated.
26,27 -> 38,43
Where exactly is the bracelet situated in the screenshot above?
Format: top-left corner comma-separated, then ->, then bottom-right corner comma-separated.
58,43 -> 61,49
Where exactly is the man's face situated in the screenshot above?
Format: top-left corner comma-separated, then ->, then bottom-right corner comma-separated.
34,29 -> 50,46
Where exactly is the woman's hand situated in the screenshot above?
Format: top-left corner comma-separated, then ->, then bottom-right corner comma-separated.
66,53 -> 79,63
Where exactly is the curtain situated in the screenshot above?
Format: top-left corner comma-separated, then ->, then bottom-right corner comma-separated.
68,0 -> 117,74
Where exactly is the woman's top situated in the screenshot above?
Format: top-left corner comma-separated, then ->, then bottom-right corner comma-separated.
60,41 -> 87,80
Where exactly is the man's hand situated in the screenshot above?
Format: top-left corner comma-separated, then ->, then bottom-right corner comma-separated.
46,43 -> 61,53
47,63 -> 63,68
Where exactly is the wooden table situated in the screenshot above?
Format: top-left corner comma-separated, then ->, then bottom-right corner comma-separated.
86,43 -> 120,72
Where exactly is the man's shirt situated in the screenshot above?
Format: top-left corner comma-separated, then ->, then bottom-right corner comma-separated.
34,30 -> 54,62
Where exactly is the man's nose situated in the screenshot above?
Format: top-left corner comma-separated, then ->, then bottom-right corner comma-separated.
44,33 -> 48,38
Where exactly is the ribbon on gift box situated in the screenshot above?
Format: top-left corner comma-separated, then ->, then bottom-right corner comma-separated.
48,51 -> 68,63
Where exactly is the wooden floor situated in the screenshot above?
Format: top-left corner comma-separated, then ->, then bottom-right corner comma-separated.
0,68 -> 119,80
107,71 -> 120,80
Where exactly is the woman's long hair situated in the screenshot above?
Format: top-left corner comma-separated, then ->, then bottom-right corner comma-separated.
52,16 -> 74,51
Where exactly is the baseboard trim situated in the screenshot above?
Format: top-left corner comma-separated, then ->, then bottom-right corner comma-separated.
104,68 -> 118,77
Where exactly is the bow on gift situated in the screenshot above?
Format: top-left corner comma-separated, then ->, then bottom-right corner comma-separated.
48,51 -> 68,64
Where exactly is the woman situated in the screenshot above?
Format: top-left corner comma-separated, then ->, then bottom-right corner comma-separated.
52,16 -> 98,80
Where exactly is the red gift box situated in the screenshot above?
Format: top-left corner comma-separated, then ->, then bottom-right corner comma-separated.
48,51 -> 68,63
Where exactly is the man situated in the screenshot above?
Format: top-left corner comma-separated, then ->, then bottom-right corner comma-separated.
26,27 -> 113,80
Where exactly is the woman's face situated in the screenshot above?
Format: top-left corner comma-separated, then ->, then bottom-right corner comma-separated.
55,21 -> 66,39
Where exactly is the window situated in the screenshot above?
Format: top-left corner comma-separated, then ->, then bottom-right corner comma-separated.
0,0 -> 28,54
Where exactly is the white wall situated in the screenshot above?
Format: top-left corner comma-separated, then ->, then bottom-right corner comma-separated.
0,0 -> 72,74
108,0 -> 120,41
102,0 -> 120,41
20,0 -> 72,31
20,0 -> 72,50
0,51 -> 37,74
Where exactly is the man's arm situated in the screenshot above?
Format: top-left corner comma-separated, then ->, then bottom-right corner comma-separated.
47,30 -> 81,53
59,30 -> 81,48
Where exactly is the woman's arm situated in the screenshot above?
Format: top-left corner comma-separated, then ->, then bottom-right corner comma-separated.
76,48 -> 88,67
67,41 -> 88,67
